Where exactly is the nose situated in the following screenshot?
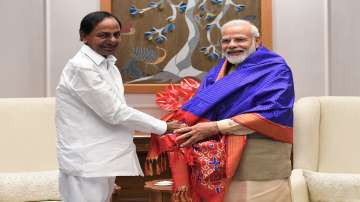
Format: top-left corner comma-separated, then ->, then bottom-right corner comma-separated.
109,35 -> 120,44
228,39 -> 237,48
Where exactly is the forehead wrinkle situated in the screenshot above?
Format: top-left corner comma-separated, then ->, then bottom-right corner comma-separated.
92,19 -> 120,32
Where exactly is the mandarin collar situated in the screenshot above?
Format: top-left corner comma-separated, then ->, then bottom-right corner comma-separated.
80,44 -> 117,66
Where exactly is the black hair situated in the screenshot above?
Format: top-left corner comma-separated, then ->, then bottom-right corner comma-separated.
79,11 -> 122,38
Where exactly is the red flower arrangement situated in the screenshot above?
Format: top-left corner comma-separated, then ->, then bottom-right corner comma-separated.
155,78 -> 200,111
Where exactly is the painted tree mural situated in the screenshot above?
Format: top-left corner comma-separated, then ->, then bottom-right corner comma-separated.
111,0 -> 260,83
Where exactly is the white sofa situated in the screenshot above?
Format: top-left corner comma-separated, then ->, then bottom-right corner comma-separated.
0,98 -> 61,202
290,96 -> 360,202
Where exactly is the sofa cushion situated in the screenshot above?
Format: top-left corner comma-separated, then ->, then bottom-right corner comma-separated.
0,170 -> 60,202
0,98 -> 57,172
303,170 -> 360,202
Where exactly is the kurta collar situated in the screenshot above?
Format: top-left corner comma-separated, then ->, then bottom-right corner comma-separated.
80,44 -> 117,66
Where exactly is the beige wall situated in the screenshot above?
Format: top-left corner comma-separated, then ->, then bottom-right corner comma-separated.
274,0 -> 360,97
273,0 -> 328,98
0,0 -> 46,97
0,0 -> 359,103
329,0 -> 360,95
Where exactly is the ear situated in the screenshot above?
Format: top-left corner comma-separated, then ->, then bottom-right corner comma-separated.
255,37 -> 261,48
79,31 -> 87,43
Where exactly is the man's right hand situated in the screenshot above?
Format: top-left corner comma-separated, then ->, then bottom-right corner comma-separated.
166,121 -> 187,133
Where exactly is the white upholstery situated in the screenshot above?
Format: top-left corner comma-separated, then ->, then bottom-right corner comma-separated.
303,170 -> 360,202
0,98 -> 61,201
0,171 -> 59,202
291,96 -> 360,202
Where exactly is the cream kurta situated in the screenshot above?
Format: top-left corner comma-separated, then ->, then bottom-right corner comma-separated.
56,44 -> 166,177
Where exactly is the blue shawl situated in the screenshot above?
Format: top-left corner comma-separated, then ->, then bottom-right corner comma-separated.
179,46 -> 294,135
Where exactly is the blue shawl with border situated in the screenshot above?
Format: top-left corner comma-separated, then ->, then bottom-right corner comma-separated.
179,46 -> 294,131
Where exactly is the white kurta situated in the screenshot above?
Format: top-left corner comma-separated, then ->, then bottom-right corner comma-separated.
55,44 -> 167,177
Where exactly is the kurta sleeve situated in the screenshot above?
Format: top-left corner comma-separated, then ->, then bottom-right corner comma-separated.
70,66 -> 167,135
217,119 -> 254,135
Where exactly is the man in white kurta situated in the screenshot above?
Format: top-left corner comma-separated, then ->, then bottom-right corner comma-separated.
55,11 -> 177,202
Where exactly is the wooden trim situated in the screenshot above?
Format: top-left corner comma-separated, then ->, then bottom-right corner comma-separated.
100,0 -> 273,94
100,0 -> 111,12
261,0 -> 272,49
124,84 -> 178,94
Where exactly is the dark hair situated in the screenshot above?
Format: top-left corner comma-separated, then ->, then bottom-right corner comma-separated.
79,11 -> 122,36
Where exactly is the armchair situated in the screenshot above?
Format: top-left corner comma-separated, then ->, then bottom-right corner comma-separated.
0,98 -> 61,202
290,96 -> 360,202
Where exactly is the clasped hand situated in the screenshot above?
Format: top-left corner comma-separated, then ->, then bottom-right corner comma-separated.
166,121 -> 187,133
174,122 -> 219,147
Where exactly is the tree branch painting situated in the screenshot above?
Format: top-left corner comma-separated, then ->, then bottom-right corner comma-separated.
102,0 -> 269,93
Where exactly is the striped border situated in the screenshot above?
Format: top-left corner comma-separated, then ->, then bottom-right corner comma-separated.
232,113 -> 292,143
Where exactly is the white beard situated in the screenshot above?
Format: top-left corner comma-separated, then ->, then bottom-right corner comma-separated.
223,40 -> 256,65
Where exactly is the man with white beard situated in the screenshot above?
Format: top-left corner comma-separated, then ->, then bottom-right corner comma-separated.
173,19 -> 294,202
221,20 -> 258,65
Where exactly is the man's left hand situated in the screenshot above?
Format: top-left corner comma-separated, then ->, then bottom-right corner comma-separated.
174,122 -> 219,147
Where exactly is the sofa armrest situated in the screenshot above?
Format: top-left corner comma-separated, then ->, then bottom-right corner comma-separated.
290,169 -> 310,202
0,170 -> 61,202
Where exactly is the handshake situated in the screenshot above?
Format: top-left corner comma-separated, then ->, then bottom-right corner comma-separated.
165,121 -> 187,133
164,121 -> 220,147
